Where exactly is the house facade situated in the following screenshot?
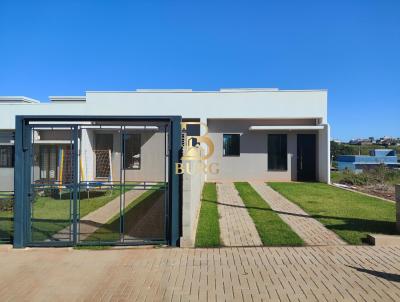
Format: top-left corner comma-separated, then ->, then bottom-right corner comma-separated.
0,89 -> 330,247
0,88 -> 330,189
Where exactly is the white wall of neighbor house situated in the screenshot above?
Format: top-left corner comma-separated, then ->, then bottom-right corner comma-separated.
0,168 -> 13,191
107,131 -> 166,182
80,129 -> 95,181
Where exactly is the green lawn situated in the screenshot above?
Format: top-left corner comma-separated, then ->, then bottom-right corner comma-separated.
0,210 -> 13,243
31,188 -> 121,242
195,183 -> 220,247
0,193 -> 13,243
84,189 -> 164,242
235,182 -> 304,246
268,182 -> 397,245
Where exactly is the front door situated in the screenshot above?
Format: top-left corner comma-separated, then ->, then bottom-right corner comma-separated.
297,134 -> 316,181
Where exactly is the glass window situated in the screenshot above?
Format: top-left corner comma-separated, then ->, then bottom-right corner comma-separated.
268,134 -> 287,171
124,134 -> 141,169
223,134 -> 240,156
0,145 -> 14,168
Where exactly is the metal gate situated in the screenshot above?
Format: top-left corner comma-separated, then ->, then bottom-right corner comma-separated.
13,116 -> 181,247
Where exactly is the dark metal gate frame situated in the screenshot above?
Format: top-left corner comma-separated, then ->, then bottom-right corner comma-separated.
13,115 -> 182,248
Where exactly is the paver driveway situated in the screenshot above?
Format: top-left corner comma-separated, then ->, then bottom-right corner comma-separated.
52,189 -> 146,241
250,182 -> 346,246
217,183 -> 262,247
1,245 -> 400,301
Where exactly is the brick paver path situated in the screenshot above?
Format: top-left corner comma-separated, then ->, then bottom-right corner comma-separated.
1,245 -> 400,301
217,183 -> 262,247
53,190 -> 146,241
250,182 -> 346,246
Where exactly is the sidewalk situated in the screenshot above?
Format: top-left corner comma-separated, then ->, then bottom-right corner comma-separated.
1,245 -> 400,301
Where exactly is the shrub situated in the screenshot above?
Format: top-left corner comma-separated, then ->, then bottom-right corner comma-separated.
338,166 -> 400,186
340,170 -> 369,186
0,196 -> 14,211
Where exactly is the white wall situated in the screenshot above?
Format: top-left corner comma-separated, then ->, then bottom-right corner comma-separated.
317,125 -> 330,183
0,168 -> 13,191
207,119 -> 322,182
0,90 -> 327,129
80,129 -> 95,181
181,161 -> 204,247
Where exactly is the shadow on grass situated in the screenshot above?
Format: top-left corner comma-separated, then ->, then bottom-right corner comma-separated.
84,190 -> 165,242
347,265 -> 400,282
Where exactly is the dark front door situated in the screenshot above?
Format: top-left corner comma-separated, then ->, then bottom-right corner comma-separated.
297,134 -> 316,181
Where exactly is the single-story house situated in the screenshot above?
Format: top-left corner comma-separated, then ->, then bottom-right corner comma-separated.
0,88 -> 330,247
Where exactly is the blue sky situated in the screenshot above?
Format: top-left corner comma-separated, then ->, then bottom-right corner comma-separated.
0,1 -> 399,140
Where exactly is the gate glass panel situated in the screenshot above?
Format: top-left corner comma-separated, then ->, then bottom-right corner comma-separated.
30,126 -> 75,243
77,121 -> 169,245
15,116 -> 180,248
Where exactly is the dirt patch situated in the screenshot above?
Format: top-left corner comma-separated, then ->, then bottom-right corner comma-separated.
353,184 -> 395,201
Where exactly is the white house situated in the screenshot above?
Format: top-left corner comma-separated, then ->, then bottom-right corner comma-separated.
0,88 -> 330,189
0,88 -> 330,247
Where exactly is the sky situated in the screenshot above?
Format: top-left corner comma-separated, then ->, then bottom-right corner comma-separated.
0,0 -> 399,141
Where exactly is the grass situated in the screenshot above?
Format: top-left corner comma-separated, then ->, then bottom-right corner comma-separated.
0,193 -> 14,243
268,182 -> 397,245
195,183 -> 220,247
234,182 -> 304,246
0,210 -> 13,243
30,188 -> 121,242
84,189 -> 164,242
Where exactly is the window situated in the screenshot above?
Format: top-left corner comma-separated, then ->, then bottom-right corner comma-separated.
223,134 -> 240,156
95,134 -> 113,178
0,145 -> 14,168
268,134 -> 287,171
39,145 -> 58,180
124,134 -> 141,169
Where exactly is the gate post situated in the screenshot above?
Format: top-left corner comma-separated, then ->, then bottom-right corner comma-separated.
169,116 -> 182,246
13,116 -> 28,248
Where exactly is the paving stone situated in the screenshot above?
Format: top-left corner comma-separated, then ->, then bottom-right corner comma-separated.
250,182 -> 346,246
0,246 -> 396,302
217,183 -> 262,247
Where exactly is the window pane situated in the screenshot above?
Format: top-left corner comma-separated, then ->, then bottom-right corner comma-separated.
125,134 -> 141,169
223,134 -> 240,156
268,134 -> 287,171
95,134 -> 113,178
0,146 -> 14,168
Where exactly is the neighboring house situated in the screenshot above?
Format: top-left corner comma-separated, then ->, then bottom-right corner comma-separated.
337,149 -> 400,173
0,89 -> 330,191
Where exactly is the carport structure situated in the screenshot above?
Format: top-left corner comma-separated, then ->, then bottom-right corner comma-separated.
13,116 -> 182,248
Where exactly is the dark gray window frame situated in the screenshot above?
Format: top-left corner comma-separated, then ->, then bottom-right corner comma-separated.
0,145 -> 15,168
223,133 -> 240,157
268,134 -> 288,171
